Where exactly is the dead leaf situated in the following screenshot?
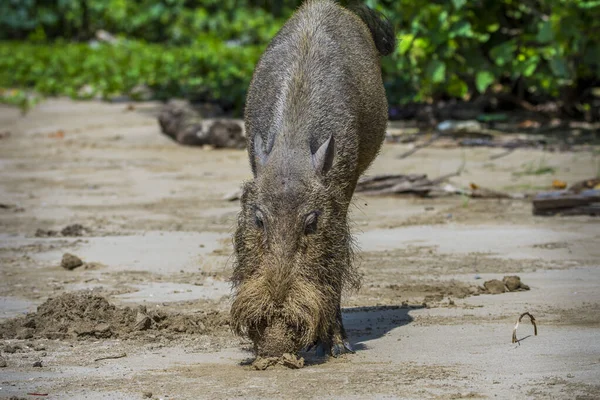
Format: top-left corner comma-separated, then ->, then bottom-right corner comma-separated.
552,179 -> 567,189
518,120 -> 540,129
48,130 -> 65,139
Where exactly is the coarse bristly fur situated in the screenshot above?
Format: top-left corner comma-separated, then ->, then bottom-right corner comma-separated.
231,0 -> 395,357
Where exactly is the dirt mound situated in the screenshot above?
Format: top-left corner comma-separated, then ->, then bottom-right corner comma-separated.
482,275 -> 530,295
35,223 -> 89,237
0,292 -> 229,340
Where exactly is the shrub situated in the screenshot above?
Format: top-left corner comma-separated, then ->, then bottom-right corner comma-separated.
1,0 -> 598,114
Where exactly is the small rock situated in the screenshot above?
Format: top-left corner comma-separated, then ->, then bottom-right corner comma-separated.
94,323 -> 112,338
484,279 -> 506,294
0,356 -> 7,367
503,275 -> 530,291
61,253 -> 83,270
252,356 -> 279,371
61,224 -> 87,236
32,360 -> 43,367
503,276 -> 521,291
280,353 -> 304,369
134,312 -> 152,331
142,391 -> 153,398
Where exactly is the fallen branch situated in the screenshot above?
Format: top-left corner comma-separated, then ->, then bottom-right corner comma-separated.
533,189 -> 600,216
397,133 -> 441,159
512,312 -> 538,344
356,158 -> 466,197
94,352 -> 127,362
490,148 -> 516,160
158,100 -> 246,148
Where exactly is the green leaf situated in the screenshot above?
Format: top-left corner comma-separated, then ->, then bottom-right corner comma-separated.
536,21 -> 553,43
398,34 -> 414,55
490,41 -> 516,66
519,55 -> 539,77
486,23 -> 500,33
475,71 -> 494,93
549,57 -> 570,78
451,0 -> 467,10
447,75 -> 468,98
450,21 -> 473,38
427,59 -> 446,83
578,1 -> 600,9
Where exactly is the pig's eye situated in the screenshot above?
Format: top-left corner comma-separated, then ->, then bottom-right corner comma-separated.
304,212 -> 319,235
254,209 -> 265,230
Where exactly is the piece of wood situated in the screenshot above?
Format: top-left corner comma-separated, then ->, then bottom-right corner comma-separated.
396,133 -> 441,159
158,101 -> 246,149
94,353 -> 127,362
532,189 -> 600,211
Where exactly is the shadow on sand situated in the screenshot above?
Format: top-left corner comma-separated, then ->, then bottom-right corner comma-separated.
300,304 -> 422,366
239,304 -> 422,367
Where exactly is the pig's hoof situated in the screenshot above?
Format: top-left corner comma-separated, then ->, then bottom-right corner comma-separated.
315,341 -> 329,357
331,340 -> 354,357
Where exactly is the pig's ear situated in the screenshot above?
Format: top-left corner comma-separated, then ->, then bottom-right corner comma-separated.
312,134 -> 335,176
253,135 -> 269,175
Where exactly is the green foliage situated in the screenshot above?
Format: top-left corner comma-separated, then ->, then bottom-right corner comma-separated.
0,0 -> 598,111
0,40 -> 262,112
384,0 -> 600,103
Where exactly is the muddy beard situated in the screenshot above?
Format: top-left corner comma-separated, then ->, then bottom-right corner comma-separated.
230,271 -> 338,355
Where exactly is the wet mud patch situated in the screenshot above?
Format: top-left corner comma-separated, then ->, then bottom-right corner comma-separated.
0,292 -> 230,340
350,278 -> 482,307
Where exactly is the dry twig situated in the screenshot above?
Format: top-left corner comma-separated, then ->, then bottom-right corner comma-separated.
512,312 -> 538,344
397,133 -> 441,159
94,352 -> 127,362
490,148 -> 516,160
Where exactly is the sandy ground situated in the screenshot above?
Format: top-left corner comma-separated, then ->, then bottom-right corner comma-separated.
0,99 -> 599,399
